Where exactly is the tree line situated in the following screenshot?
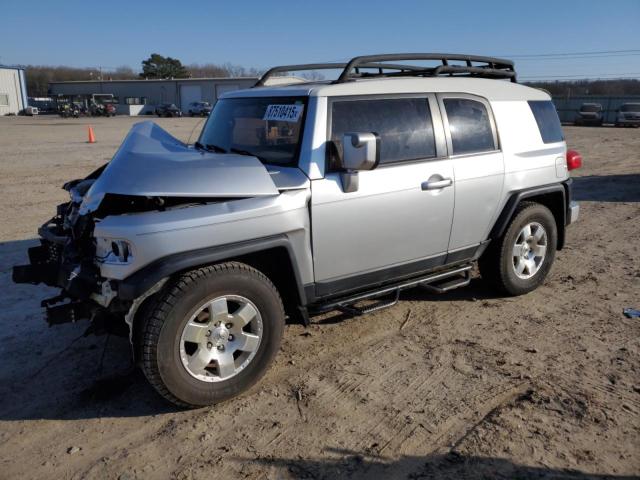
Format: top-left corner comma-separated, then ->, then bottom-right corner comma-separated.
24,54 -> 263,96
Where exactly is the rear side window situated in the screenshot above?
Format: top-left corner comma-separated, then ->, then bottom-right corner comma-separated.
330,97 -> 436,168
528,101 -> 564,144
443,98 -> 496,155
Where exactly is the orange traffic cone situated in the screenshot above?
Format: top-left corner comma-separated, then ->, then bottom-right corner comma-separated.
87,126 -> 96,143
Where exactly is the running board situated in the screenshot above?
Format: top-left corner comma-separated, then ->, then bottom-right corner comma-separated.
311,264 -> 473,316
337,290 -> 400,316
420,270 -> 471,293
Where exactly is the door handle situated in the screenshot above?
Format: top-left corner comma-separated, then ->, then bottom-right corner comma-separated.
421,178 -> 453,190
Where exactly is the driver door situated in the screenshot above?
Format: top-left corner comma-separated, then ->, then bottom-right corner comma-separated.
310,94 -> 455,297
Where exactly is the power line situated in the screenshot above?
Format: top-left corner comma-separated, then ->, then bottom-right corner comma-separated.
515,53 -> 640,62
521,73 -> 640,80
499,49 -> 640,58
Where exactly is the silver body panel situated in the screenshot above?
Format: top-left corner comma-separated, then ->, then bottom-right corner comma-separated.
95,189 -> 313,283
311,161 -> 455,282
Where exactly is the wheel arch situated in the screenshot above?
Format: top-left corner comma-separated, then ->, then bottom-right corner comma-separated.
489,184 -> 568,250
119,235 -> 309,329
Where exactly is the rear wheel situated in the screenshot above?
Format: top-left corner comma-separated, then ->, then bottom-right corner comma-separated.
479,202 -> 557,296
141,262 -> 285,407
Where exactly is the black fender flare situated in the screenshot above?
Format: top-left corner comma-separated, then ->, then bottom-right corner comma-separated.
117,235 -> 308,307
489,181 -> 572,250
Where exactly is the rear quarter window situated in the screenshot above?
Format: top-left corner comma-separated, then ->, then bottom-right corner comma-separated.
443,98 -> 496,155
528,101 -> 564,144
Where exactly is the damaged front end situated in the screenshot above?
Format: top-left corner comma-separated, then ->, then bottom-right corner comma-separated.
12,121 -> 289,336
12,175 -> 124,330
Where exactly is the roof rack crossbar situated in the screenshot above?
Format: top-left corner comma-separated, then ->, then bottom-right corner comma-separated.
253,61 -> 426,87
335,53 -> 516,83
253,53 -> 516,87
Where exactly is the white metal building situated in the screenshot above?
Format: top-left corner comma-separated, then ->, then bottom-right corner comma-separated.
0,66 -> 28,115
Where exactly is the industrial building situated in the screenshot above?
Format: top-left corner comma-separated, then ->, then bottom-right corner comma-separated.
48,76 -> 299,115
0,66 -> 28,115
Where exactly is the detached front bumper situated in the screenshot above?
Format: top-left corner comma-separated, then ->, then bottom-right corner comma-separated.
12,217 -> 101,325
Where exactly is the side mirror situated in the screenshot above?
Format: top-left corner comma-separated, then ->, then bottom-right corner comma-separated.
342,132 -> 379,171
340,132 -> 379,193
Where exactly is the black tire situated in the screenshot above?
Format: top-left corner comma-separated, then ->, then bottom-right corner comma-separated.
479,202 -> 557,296
141,262 -> 285,407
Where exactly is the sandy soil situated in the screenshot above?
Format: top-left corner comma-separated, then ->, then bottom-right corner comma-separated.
0,116 -> 638,480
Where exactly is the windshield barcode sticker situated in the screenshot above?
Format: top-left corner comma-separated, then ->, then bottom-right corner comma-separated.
263,104 -> 304,122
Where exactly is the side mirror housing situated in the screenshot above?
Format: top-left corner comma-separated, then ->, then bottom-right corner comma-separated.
342,132 -> 379,171
339,132 -> 379,193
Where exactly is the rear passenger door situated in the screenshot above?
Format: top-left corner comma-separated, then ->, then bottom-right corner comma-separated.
437,94 -> 504,254
310,95 -> 455,296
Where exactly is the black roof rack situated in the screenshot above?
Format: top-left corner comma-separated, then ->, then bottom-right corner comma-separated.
253,53 -> 516,87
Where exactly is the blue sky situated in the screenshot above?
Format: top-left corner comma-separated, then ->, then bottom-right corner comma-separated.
2,0 -> 639,80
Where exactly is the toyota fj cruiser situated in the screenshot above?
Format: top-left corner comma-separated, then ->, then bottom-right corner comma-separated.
13,54 -> 581,407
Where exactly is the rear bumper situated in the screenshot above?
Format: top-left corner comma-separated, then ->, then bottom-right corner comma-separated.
568,201 -> 580,225
616,119 -> 640,126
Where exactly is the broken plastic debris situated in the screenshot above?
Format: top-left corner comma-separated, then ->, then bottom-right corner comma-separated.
623,308 -> 640,319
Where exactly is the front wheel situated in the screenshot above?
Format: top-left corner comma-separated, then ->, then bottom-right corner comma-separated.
479,202 -> 557,296
141,262 -> 285,407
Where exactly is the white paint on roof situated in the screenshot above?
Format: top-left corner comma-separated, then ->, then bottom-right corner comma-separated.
223,77 -> 551,102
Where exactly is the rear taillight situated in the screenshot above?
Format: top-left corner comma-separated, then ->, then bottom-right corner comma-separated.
566,149 -> 582,171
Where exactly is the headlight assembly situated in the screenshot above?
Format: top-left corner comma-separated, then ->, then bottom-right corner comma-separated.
95,237 -> 134,264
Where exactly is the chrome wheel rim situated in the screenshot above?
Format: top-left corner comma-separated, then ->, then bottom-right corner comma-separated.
179,295 -> 263,383
512,222 -> 547,280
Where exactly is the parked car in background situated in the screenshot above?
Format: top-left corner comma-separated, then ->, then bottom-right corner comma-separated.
188,101 -> 212,116
155,103 -> 182,117
575,103 -> 604,126
90,102 -> 116,117
615,103 -> 640,127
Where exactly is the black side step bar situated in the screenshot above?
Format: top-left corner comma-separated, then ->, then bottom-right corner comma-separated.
420,270 -> 471,294
337,290 -> 401,317
311,264 -> 473,316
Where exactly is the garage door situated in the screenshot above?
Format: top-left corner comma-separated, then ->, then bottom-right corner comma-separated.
180,85 -> 202,112
216,84 -> 240,100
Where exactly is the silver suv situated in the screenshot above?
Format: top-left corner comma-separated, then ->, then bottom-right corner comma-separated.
13,54 -> 581,407
187,101 -> 212,116
615,103 -> 640,127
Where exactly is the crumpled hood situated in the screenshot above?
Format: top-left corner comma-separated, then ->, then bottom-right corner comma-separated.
80,121 -> 281,213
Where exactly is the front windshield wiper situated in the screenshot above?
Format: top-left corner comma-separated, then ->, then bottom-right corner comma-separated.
195,141 -> 228,153
230,148 -> 265,162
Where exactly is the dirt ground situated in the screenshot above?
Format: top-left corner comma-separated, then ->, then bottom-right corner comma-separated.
0,116 -> 638,480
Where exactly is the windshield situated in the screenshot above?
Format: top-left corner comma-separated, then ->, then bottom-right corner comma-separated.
621,104 -> 640,112
198,96 -> 307,166
580,104 -> 601,112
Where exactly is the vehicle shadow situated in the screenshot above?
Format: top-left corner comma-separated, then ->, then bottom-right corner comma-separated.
248,448 -> 639,479
0,238 -> 174,421
573,174 -> 640,202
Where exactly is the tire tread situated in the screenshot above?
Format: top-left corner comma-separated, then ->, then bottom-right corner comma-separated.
140,262 -> 283,408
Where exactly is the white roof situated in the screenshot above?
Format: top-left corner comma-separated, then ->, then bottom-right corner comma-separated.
223,76 -> 550,102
